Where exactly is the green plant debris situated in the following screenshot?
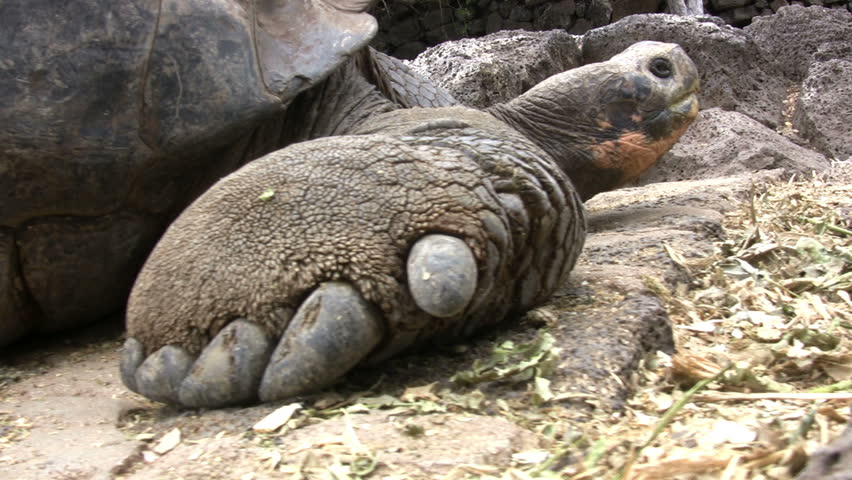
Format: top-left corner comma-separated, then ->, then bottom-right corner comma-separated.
258,188 -> 276,201
402,423 -> 425,437
807,379 -> 852,393
348,454 -> 378,477
450,331 -> 560,386
0,412 -> 32,449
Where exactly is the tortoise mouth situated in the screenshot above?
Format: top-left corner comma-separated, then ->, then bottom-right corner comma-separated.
668,81 -> 701,120
642,86 -> 699,141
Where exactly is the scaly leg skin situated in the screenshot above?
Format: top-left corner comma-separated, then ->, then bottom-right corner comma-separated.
121,129 -> 584,408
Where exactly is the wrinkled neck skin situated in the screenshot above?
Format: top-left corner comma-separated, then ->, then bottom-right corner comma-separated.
488,87 -> 616,202
486,62 -> 638,202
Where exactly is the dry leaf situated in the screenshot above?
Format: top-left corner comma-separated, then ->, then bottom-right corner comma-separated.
134,432 -> 156,441
678,321 -> 718,333
253,403 -> 302,433
259,449 -> 282,470
512,450 -> 549,464
142,450 -> 160,463
152,427 -> 181,455
703,420 -> 758,447
816,353 -> 852,382
400,383 -> 439,402
632,453 -> 733,478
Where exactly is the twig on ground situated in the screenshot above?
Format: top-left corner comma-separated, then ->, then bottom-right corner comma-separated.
693,392 -> 852,402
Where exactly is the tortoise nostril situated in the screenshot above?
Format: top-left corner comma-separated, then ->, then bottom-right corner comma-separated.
650,57 -> 673,78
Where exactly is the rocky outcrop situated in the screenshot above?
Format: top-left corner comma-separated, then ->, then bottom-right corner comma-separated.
745,5 -> 852,80
794,59 -> 852,161
636,109 -> 830,185
0,230 -> 28,343
409,29 -> 582,107
372,0 -> 851,59
745,6 -> 852,160
371,0 -> 619,59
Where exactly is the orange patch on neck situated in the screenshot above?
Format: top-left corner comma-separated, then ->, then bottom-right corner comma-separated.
590,123 -> 691,187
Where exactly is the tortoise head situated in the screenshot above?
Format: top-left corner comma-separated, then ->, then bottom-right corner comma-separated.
489,41 -> 700,201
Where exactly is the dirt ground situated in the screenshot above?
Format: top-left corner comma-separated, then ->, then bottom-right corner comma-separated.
1,166 -> 849,480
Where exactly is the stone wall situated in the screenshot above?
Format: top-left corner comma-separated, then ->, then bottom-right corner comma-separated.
371,0 -> 851,58
711,0 -> 848,25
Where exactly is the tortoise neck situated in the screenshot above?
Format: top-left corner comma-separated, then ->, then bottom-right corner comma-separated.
487,99 -> 611,202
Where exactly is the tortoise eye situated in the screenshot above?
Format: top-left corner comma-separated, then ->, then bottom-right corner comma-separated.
650,57 -> 673,78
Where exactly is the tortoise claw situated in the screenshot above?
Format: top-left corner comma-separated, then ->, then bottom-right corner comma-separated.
120,283 -> 384,407
258,282 -> 385,402
407,234 -> 478,318
120,337 -> 144,393
178,320 -> 273,408
133,344 -> 194,404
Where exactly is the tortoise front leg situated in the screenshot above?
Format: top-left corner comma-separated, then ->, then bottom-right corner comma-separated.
119,132 -> 581,408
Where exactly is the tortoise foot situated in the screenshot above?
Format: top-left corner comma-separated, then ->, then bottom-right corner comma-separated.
121,282 -> 384,407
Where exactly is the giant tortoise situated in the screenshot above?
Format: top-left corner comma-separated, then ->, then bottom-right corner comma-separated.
119,37 -> 700,406
0,0 -> 453,345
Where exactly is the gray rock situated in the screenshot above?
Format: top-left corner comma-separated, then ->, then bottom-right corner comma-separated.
583,14 -> 787,128
545,291 -> 674,409
745,5 -> 852,80
421,8 -> 453,31
503,20 -> 533,30
466,18 -> 487,36
636,108 -> 830,185
794,59 -> 852,160
667,0 -> 706,15
509,5 -> 533,21
486,12 -> 503,33
567,170 -> 788,407
0,230 -> 28,342
409,29 -> 582,108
